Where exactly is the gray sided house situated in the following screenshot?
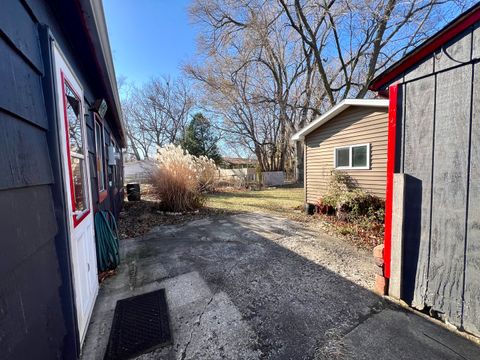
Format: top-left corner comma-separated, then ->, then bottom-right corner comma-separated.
370,4 -> 480,337
0,1 -> 125,358
292,99 -> 389,205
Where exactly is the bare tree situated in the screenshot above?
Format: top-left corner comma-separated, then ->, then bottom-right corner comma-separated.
188,0 -> 473,176
278,0 -> 475,102
122,77 -> 196,159
188,0 -> 321,171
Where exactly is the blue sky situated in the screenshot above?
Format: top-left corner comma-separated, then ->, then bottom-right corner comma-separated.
104,0 -> 197,90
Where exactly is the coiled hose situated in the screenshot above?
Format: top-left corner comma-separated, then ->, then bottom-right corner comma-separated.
94,210 -> 120,272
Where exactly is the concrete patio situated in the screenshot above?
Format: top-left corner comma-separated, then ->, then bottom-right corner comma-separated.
81,213 -> 480,359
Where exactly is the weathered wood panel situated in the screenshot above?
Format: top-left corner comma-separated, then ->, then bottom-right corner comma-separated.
0,0 -> 43,73
305,107 -> 388,202
473,23 -> 480,60
0,231 -> 66,360
404,56 -> 434,82
0,110 -> 53,190
463,62 -> 480,336
401,76 -> 435,308
427,65 -> 471,327
435,29 -> 472,72
0,37 -> 47,128
0,185 -> 57,278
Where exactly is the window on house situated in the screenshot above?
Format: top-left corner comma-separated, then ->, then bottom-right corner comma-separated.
335,147 -> 350,167
334,144 -> 370,169
94,116 -> 106,192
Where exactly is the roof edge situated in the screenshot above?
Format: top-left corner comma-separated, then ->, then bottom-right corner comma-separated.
370,3 -> 480,91
77,0 -> 126,147
291,99 -> 389,141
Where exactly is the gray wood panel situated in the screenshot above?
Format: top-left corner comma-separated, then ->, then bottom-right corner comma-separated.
402,76 -> 435,308
428,65 -> 471,327
0,229 -> 66,360
0,37 -> 47,128
435,30 -> 472,72
472,23 -> 480,60
0,185 -> 57,279
0,0 -> 43,73
463,62 -> 480,337
0,110 -> 53,190
404,56 -> 434,82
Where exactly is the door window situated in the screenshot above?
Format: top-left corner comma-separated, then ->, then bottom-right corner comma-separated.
62,76 -> 89,223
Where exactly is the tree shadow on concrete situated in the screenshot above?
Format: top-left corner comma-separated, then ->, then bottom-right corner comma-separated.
85,213 -> 480,360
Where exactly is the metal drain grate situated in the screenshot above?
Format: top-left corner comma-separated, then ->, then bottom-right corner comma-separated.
104,289 -> 172,360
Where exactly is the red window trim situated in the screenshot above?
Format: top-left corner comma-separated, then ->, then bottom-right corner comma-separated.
383,83 -> 398,279
94,113 -> 107,199
61,71 -> 90,228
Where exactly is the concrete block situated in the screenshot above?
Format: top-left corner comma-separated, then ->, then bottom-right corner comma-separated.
374,275 -> 388,295
373,244 -> 384,260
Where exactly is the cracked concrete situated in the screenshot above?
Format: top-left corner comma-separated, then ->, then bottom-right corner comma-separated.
81,213 -> 480,359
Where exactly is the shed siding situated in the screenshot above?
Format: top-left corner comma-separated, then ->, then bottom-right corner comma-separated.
402,76 -> 435,309
0,1 -> 75,359
0,1 -> 124,359
428,65 -> 471,326
305,106 -> 388,203
464,62 -> 480,335
390,23 -> 480,336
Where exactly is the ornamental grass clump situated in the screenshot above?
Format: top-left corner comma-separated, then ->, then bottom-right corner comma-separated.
149,144 -> 218,212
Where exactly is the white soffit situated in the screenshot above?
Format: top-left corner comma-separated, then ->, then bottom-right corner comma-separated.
291,99 -> 389,141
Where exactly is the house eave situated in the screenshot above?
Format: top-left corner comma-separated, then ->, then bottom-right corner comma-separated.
75,0 -> 126,147
291,99 -> 389,141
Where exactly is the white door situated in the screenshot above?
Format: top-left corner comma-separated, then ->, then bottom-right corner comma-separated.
53,44 -> 99,344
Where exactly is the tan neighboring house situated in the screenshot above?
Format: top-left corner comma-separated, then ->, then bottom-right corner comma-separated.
292,99 -> 389,205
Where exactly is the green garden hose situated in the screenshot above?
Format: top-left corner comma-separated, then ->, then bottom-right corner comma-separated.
94,210 -> 120,272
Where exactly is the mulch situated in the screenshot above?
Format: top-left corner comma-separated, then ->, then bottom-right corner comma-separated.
118,200 -> 214,239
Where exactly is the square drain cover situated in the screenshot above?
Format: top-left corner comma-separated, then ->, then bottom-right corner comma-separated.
104,289 -> 171,360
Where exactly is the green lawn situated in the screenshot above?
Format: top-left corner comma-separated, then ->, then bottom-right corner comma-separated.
206,186 -> 305,219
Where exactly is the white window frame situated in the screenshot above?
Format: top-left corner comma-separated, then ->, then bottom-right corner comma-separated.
334,143 -> 370,170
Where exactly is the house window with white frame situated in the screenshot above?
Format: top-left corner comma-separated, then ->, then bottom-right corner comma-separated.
334,144 -> 370,169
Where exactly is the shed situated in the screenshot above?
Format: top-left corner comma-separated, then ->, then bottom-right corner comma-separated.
0,1 -> 125,358
370,3 -> 480,337
292,99 -> 389,205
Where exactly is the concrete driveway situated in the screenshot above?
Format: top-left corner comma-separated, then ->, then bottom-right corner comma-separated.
82,213 -> 480,359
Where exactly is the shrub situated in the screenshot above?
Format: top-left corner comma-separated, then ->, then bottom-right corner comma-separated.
149,144 -> 218,212
320,170 -> 385,223
338,189 -> 385,222
322,170 -> 358,208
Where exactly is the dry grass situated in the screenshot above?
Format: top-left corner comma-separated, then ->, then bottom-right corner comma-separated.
206,185 -> 383,249
206,186 -> 305,218
149,144 -> 217,212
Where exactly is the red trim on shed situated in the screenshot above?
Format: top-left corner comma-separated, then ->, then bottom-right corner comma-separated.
383,83 -> 398,279
370,4 -> 480,91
